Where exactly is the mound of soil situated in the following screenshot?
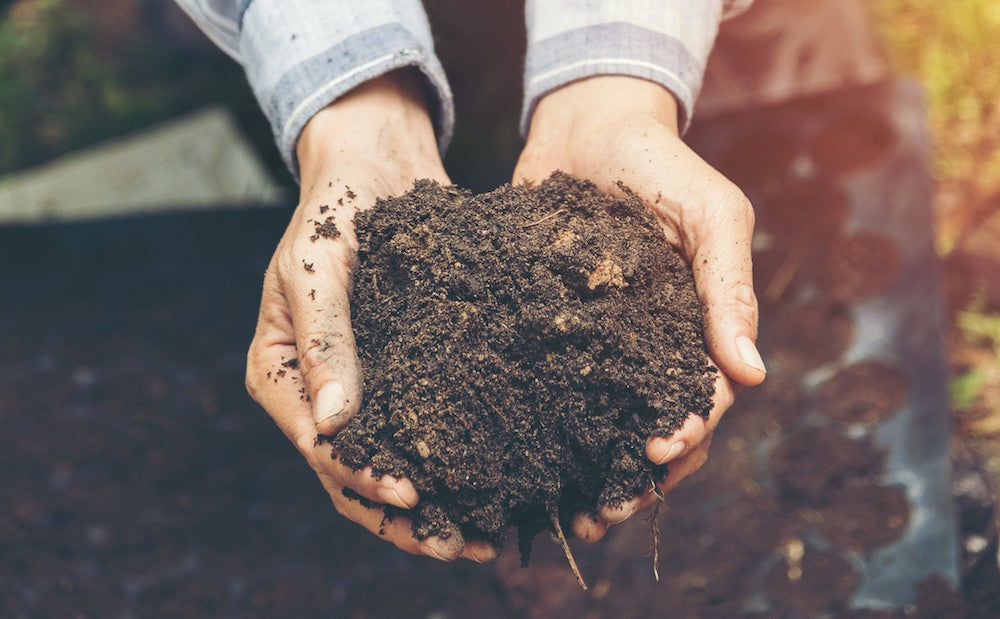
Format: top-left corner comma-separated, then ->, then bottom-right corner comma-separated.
760,302 -> 854,371
816,359 -> 907,426
763,548 -> 859,615
769,428 -> 886,501
812,232 -> 902,301
326,173 -> 715,560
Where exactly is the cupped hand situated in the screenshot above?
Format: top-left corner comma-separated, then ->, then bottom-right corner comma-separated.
514,76 -> 767,542
244,71 -> 495,563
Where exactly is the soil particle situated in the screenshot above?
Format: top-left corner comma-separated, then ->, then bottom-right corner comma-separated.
325,172 -> 715,559
815,359 -> 907,425
310,217 -> 341,242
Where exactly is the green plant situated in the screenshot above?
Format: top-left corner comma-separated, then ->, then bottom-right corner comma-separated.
873,0 -> 1000,254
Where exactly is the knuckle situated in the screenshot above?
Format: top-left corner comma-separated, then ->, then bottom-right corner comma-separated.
298,336 -> 336,384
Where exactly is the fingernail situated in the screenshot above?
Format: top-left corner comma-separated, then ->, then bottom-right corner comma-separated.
376,485 -> 417,509
375,486 -> 404,508
603,499 -> 638,524
655,441 -> 685,465
420,540 -> 456,562
315,383 -> 346,425
470,544 -> 497,563
736,335 -> 767,375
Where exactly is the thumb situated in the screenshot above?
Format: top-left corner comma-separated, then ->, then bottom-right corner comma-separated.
281,243 -> 364,435
691,196 -> 766,387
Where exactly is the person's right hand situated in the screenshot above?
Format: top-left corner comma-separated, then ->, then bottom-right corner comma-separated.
244,71 -> 496,563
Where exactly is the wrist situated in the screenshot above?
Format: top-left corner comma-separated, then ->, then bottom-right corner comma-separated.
527,76 -> 680,144
297,69 -> 442,188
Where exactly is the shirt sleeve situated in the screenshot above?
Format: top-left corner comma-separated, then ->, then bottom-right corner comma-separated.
173,0 -> 453,180
522,0 -> 754,137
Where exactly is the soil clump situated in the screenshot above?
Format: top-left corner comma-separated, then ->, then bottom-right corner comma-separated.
324,172 -> 716,561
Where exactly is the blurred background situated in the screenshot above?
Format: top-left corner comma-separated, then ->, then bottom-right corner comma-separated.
1,0 -> 998,616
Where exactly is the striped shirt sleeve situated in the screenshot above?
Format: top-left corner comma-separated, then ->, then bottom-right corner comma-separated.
173,0 -> 453,180
522,0 -> 754,137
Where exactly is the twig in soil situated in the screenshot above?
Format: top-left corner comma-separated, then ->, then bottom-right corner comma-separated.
551,513 -> 588,590
647,480 -> 666,582
522,208 -> 567,228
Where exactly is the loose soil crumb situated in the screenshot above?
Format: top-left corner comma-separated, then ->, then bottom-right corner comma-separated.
310,217 -> 341,242
324,172 -> 716,561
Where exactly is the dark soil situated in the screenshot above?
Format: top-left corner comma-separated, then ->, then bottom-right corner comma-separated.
326,172 -> 716,559
817,483 -> 911,552
813,232 -> 902,301
723,374 -> 804,439
760,301 -> 854,370
816,359 -> 908,425
717,127 -> 795,195
764,548 -> 860,615
761,178 -> 848,245
770,428 -> 886,501
810,111 -> 896,175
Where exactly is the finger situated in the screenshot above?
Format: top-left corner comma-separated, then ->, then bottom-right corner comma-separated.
598,496 -> 642,525
331,491 -> 465,561
462,539 -> 499,563
327,459 -> 419,509
657,443 -> 712,497
246,267 -> 326,462
646,371 -> 735,464
571,513 -> 609,543
248,302 -> 420,510
627,444 -> 714,516
276,228 -> 364,434
689,190 -> 766,387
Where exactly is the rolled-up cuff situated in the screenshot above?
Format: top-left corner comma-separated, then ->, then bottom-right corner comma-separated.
239,1 -> 453,180
521,22 -> 706,137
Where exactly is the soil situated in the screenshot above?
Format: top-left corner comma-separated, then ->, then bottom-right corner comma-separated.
760,178 -> 848,245
325,172 -> 716,559
816,483 -> 911,552
812,232 -> 902,301
810,111 -> 896,175
763,548 -> 860,615
135,575 -> 228,619
717,127 -> 795,195
760,301 -> 854,371
769,428 -> 886,501
816,359 -> 908,425
723,374 -> 804,439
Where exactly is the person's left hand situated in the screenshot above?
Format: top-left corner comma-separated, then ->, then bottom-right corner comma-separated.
514,76 -> 767,542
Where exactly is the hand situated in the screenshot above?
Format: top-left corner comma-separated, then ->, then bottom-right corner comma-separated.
514,76 -> 767,542
245,71 -> 495,563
